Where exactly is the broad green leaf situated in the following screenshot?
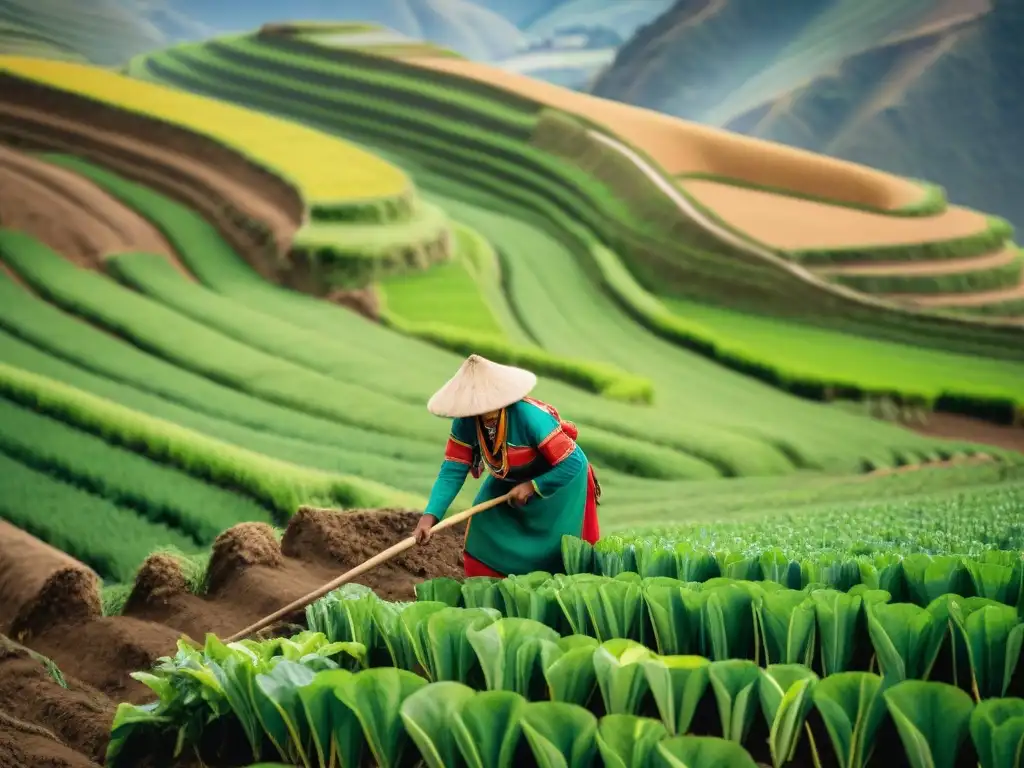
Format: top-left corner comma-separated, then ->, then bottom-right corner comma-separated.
561,534 -> 595,575
811,590 -> 863,675
452,689 -> 526,768
707,659 -> 759,744
254,660 -> 315,764
759,548 -> 802,589
428,606 -> 501,687
642,579 -> 696,655
209,657 -> 262,762
758,665 -> 819,768
593,639 -> 655,716
554,579 -> 597,637
927,595 -> 973,689
462,576 -> 503,609
521,701 -> 598,768
637,542 -> 678,579
399,681 -> 475,768
466,617 -> 559,696
811,671 -> 888,768
865,602 -> 946,682
756,589 -> 816,667
967,561 -> 1022,609
673,544 -> 719,583
398,601 -> 456,680
641,655 -> 710,736
296,669 -> 365,768
954,603 -> 1024,699
904,555 -> 971,606
539,637 -> 598,706
705,584 -> 759,661
654,735 -> 759,767
416,577 -> 464,606
499,574 -> 563,631
372,601 -> 418,671
970,697 -> 1024,768
335,668 -> 427,768
883,680 -> 975,768
582,578 -> 644,642
596,714 -> 668,768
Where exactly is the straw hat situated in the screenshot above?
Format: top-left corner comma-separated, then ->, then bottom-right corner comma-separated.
427,354 -> 537,418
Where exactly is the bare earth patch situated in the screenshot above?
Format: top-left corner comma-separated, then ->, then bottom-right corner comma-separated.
676,179 -> 989,250
0,143 -> 190,274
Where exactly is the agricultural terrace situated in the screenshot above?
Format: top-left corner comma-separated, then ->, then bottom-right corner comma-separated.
405,55 -> 1024,320
0,19 -> 1023,768
130,32 -> 1024,422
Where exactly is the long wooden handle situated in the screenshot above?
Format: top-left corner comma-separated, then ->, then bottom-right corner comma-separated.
222,493 -> 512,643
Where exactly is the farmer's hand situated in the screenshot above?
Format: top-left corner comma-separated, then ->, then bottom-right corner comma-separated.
508,481 -> 536,507
413,514 -> 437,544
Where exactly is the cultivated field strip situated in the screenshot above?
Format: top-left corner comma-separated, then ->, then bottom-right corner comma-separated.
25,124 -> 983,479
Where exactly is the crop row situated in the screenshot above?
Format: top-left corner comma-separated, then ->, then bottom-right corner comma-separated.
0,53 -> 413,213
108,585 -> 1024,766
211,35 -> 1024,356
0,394 -> 273,543
131,37 -> 1024,428
0,448 -> 199,581
829,251 -> 1024,296
59,147 -> 654,406
13,158 -> 826,481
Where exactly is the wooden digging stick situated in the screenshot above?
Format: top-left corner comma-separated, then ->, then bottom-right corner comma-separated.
222,492 -> 513,643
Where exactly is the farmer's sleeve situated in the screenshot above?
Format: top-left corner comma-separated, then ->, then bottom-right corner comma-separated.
524,404 -> 584,498
424,417 -> 475,519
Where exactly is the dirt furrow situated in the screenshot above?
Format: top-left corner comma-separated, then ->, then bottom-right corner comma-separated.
814,245 -> 1018,276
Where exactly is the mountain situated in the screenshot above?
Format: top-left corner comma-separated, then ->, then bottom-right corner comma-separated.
590,0 -> 1023,230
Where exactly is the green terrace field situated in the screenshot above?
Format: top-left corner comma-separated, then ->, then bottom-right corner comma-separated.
125,32 -> 1024,424
0,28 -> 1024,768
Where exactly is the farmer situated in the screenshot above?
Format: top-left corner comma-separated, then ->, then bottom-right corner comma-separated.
412,354 -> 601,577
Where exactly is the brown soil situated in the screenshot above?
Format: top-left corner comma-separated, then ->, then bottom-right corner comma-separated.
0,144 -> 188,274
0,72 -> 302,286
675,179 -> 989,250
909,412 -> 1024,453
405,56 -> 926,211
0,507 -> 465,765
814,245 -> 1017,276
0,636 -> 114,766
328,286 -> 381,321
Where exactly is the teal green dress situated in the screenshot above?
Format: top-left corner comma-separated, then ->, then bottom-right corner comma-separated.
424,397 -> 590,575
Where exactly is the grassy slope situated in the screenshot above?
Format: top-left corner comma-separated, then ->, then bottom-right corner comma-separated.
129,38 -> 1024,416
119,60 -> 1024,466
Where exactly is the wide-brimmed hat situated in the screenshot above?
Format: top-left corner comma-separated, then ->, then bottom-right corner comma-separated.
427,354 -> 537,418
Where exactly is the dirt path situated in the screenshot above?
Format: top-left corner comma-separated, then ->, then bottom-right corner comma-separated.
814,245 -> 1018,276
0,144 -> 192,275
677,179 -> 989,250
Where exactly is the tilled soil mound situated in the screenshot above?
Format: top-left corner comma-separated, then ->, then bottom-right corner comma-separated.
0,508 -> 465,767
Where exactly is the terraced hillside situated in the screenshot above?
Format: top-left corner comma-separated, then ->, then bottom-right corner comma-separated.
0,49 -> 1020,583
124,30 -> 1024,419
0,25 -> 1023,768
